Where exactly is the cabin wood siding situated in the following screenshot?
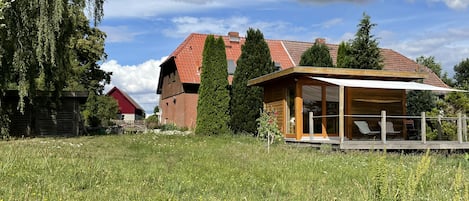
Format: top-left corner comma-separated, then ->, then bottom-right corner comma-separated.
5,92 -> 86,136
263,84 -> 286,134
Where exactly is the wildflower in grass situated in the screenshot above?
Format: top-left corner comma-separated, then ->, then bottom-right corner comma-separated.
257,107 -> 283,144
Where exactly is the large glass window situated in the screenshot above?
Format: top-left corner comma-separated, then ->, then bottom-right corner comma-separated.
302,85 -> 339,135
302,86 -> 322,134
286,86 -> 296,134
326,86 -> 339,134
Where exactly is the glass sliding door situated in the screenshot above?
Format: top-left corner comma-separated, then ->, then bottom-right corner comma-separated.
286,86 -> 296,134
302,85 -> 322,134
302,85 -> 339,136
326,86 -> 339,135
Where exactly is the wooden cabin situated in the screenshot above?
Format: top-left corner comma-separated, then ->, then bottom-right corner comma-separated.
4,91 -> 88,137
249,67 -> 469,150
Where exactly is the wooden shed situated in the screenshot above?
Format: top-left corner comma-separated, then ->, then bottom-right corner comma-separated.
4,91 -> 88,137
248,67 -> 467,150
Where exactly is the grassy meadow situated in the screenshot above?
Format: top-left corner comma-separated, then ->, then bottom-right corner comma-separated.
0,133 -> 468,200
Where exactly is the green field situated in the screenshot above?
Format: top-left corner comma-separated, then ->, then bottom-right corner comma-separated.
0,133 -> 468,200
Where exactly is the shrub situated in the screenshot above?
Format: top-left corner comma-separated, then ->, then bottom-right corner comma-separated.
145,115 -> 160,129
256,107 -> 283,144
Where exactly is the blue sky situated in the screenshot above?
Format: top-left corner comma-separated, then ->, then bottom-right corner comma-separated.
98,0 -> 469,116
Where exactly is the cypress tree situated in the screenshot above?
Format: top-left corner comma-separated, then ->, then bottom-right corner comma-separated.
336,41 -> 353,68
230,28 -> 275,134
348,12 -> 383,70
299,42 -> 333,67
195,35 -> 231,135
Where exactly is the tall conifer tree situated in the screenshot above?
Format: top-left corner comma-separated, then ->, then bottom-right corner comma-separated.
195,35 -> 231,135
230,28 -> 275,134
299,42 -> 333,67
347,13 -> 383,69
336,41 -> 352,68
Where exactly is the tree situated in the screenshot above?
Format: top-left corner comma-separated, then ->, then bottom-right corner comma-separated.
453,58 -> 469,87
153,105 -> 160,114
336,41 -> 353,68
195,35 -> 231,135
66,7 -> 111,95
406,55 -> 445,116
445,58 -> 469,115
0,0 -> 106,133
83,93 -> 119,128
406,90 -> 436,116
347,13 -> 383,70
230,28 -> 276,134
299,42 -> 333,67
416,56 -> 442,78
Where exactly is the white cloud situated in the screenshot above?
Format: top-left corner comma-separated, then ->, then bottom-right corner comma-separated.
428,0 -> 469,10
163,16 -> 303,40
101,57 -> 168,114
103,0 -> 285,18
321,18 -> 343,28
442,0 -> 469,9
100,26 -> 144,43
163,16 -> 249,38
297,0 -> 372,4
382,27 -> 469,76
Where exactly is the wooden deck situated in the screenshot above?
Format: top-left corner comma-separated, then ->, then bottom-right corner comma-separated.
285,137 -> 469,150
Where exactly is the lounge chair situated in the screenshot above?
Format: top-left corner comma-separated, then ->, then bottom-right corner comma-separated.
378,121 -> 400,135
354,121 -> 380,136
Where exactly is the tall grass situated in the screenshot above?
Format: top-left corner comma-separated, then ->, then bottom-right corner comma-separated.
0,133 -> 467,200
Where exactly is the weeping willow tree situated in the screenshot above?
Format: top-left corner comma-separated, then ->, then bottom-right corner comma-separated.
0,0 -> 106,135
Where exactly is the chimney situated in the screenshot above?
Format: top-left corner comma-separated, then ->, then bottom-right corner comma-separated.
315,38 -> 326,45
228,31 -> 240,43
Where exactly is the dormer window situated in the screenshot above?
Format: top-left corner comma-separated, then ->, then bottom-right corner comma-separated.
227,60 -> 236,75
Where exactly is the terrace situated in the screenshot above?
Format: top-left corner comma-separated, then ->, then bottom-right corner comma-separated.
248,67 -> 469,150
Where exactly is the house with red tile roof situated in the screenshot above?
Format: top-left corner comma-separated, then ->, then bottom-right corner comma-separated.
156,32 -> 448,129
107,87 -> 145,121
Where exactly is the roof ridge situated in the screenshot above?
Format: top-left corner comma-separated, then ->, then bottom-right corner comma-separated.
108,87 -> 144,111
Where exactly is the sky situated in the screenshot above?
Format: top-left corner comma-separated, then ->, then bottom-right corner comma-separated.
98,0 -> 469,116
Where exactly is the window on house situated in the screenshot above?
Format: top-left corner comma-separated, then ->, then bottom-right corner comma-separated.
274,62 -> 281,71
227,60 -> 236,75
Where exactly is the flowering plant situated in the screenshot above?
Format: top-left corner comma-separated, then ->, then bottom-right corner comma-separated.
256,107 -> 283,144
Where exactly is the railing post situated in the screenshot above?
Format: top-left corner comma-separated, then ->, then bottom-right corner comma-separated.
309,112 -> 314,141
381,110 -> 386,144
437,114 -> 442,140
339,85 -> 345,143
457,112 -> 463,143
464,114 -> 467,142
421,112 -> 426,144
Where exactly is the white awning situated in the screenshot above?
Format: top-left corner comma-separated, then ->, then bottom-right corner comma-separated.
311,77 -> 465,92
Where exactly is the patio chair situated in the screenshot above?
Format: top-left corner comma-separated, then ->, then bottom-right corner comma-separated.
404,119 -> 420,140
378,121 -> 400,136
354,121 -> 380,136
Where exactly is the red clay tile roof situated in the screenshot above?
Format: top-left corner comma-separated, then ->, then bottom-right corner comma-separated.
161,33 -> 448,88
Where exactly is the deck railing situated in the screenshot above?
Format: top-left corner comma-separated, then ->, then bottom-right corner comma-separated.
343,111 -> 468,144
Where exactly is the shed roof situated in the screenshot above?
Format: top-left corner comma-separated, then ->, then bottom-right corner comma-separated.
248,66 -> 428,86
